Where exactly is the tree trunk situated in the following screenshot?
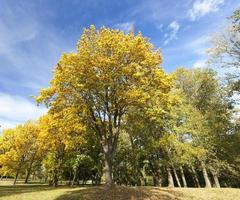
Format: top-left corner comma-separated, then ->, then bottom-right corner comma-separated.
180,166 -> 187,187
201,161 -> 211,188
148,160 -> 161,186
172,166 -> 181,187
191,166 -> 200,188
24,156 -> 35,184
153,175 -> 162,186
13,156 -> 24,185
13,170 -> 19,185
167,167 -> 174,187
211,169 -> 220,188
152,170 -> 162,186
53,172 -> 58,187
103,152 -> 113,186
52,144 -> 65,187
68,170 -> 72,185
71,169 -> 77,186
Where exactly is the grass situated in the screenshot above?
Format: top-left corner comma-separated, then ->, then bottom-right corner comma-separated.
0,181 -> 239,200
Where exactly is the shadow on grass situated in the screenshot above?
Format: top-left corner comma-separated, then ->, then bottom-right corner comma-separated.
54,186 -> 184,200
0,184 -> 58,198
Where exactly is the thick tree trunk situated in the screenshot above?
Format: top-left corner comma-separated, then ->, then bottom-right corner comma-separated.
191,166 -> 200,188
172,166 -> 181,187
51,165 -> 59,187
153,175 -> 162,186
103,152 -> 113,186
180,166 -> 187,187
52,143 -> 65,187
167,167 -> 174,187
201,161 -> 211,188
211,169 -> 220,188
149,159 -> 161,186
152,170 -> 162,186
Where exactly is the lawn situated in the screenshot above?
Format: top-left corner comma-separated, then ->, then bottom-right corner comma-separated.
0,181 -> 239,200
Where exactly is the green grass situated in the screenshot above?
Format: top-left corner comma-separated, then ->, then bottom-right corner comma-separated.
0,181 -> 239,200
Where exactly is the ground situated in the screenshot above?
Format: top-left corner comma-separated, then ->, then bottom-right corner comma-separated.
0,181 -> 240,200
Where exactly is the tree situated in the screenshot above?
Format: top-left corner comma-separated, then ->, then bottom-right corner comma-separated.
208,8 -> 240,94
173,67 -> 235,188
38,110 -> 85,186
37,26 -> 171,186
0,121 -> 40,185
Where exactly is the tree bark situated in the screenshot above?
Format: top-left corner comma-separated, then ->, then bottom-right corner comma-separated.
13,170 -> 19,185
153,175 -> 162,186
24,153 -> 36,184
172,166 -> 181,187
152,170 -> 162,187
167,167 -> 174,187
201,161 -> 211,188
191,166 -> 200,188
103,151 -> 113,186
53,170 -> 58,187
149,159 -> 162,186
13,156 -> 25,185
211,169 -> 220,188
180,166 -> 187,187
71,169 -> 77,186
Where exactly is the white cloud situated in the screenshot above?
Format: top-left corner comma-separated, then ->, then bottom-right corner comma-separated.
193,59 -> 207,68
0,2 -> 39,60
0,2 -> 71,91
188,0 -> 224,21
0,93 -> 47,130
156,24 -> 164,31
114,22 -> 134,33
164,20 -> 180,45
187,36 -> 210,55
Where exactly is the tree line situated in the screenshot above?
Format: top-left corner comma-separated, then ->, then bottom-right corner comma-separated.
0,8 -> 239,188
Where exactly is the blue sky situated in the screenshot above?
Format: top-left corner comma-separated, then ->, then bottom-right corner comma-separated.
0,0 -> 239,129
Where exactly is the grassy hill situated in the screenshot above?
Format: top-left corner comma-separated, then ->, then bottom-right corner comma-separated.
0,181 -> 239,200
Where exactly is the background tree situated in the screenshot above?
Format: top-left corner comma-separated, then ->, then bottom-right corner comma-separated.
0,121 -> 40,185
208,8 -> 240,94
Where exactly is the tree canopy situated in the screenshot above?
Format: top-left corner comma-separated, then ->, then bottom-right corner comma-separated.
0,9 -> 239,188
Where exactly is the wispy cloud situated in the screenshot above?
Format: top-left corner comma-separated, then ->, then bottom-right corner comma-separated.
186,36 -> 210,55
0,1 -> 71,94
164,21 -> 180,45
188,0 -> 225,21
131,0 -> 191,24
0,93 -> 47,130
156,24 -> 164,32
114,21 -> 134,32
0,5 -> 38,55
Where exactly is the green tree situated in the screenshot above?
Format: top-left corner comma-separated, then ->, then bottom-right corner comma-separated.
208,8 -> 240,93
